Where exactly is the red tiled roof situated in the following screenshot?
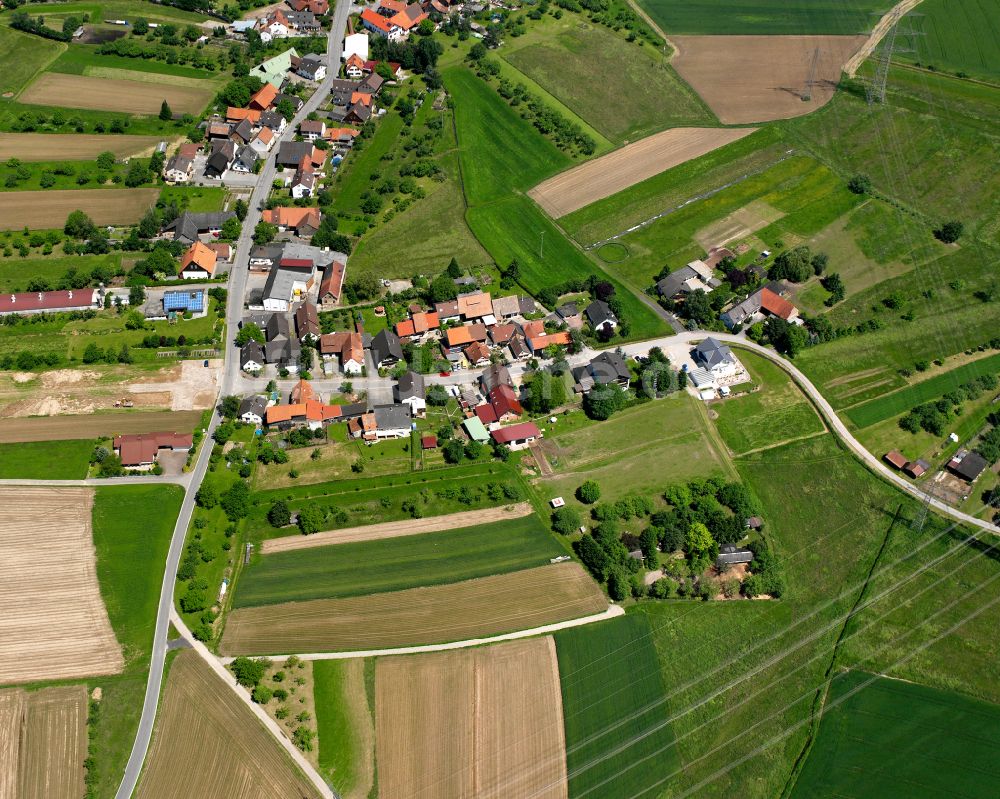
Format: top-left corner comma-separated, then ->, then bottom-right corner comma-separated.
464,341 -> 491,363
446,326 -> 474,347
396,319 -> 416,337
227,107 -> 261,123
457,291 -> 493,319
421,434 -> 438,449
250,83 -> 279,110
360,7 -> 394,32
489,384 -> 522,418
182,241 -> 217,276
759,287 -> 797,320
290,378 -> 317,403
491,422 -> 541,445
475,404 -> 497,425
320,261 -> 346,301
528,332 -> 571,349
0,289 -> 95,314
263,206 -> 322,230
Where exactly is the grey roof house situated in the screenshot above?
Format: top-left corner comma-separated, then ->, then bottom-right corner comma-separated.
371,329 -> 403,368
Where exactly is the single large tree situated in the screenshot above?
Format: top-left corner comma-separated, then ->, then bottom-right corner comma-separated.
159,100 -> 173,121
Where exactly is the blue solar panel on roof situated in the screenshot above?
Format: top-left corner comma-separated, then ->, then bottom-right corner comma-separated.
163,291 -> 204,311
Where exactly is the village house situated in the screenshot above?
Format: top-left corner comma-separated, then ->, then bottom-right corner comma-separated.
294,300 -> 321,342
290,156 -> 317,199
488,384 -> 522,423
395,371 -> 426,414
296,53 -> 327,81
250,127 -> 276,156
371,329 -> 403,368
947,450 -> 989,483
657,260 -> 719,301
716,545 -> 753,569
240,340 -> 265,373
261,206 -> 322,237
180,241 -> 217,280
481,363 -> 512,394
319,260 -> 346,307
163,211 -> 237,246
457,290 -> 494,322
263,258 -> 318,312
490,422 -> 542,451
232,145 -> 259,173
249,244 -> 284,271
587,351 -> 631,390
277,142 -> 327,169
585,299 -> 618,333
205,139 -> 236,178
721,286 -> 799,329
344,53 -> 365,79
319,331 -> 364,374
288,0 -> 329,14
163,154 -> 194,184
114,432 -> 193,468
239,395 -> 268,426
434,299 -> 461,323
343,31 -> 369,62
464,341 -> 492,368
300,119 -> 326,141
264,313 -> 302,370
690,337 -> 741,387
266,399 -> 341,430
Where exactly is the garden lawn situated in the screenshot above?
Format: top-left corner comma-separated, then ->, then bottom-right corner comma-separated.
253,436 -> 411,490
631,433 -> 908,797
901,0 -> 1000,81
845,352 -> 1000,428
636,0 -> 890,35
0,26 -> 64,97
711,350 -> 824,456
792,672 -> 1000,798
503,20 -> 713,142
158,185 -> 226,213
232,516 -> 563,608
91,484 -> 183,799
555,615 -> 679,799
0,439 -> 93,478
0,253 -> 123,292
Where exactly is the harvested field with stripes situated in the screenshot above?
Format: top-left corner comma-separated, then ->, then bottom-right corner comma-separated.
0,487 -> 122,685
0,133 -> 163,162
0,410 -> 203,443
0,188 -> 158,231
671,36 -> 866,124
20,73 -> 214,116
529,127 -> 757,218
135,651 -> 323,799
0,685 -> 89,799
221,562 -> 608,655
376,637 -> 568,799
262,502 -> 535,553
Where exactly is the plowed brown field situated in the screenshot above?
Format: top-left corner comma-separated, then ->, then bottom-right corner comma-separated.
671,36 -> 867,124
376,637 -> 568,799
263,503 -> 535,553
0,188 -> 158,231
20,73 -> 213,115
19,686 -> 88,799
135,651 -> 323,799
0,689 -> 23,799
0,488 -> 122,684
0,133 -> 162,161
220,563 -> 608,655
0,410 -> 203,442
529,127 -> 757,218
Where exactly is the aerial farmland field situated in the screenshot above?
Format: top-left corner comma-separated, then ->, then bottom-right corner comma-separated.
555,616 -> 678,799
221,562 -> 608,655
0,187 -> 158,230
376,638 -> 568,798
791,671 -> 1000,797
0,132 -> 163,161
0,487 -> 122,684
636,0 -> 890,34
20,72 -> 214,116
135,651 -> 323,799
233,515 -> 566,607
902,0 -> 1000,80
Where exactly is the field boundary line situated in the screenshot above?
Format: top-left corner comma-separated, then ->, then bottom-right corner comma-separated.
13,39 -> 67,101
261,502 -> 535,553
623,0 -> 677,60
732,429 -> 829,458
218,605 -> 624,662
844,0 -> 926,77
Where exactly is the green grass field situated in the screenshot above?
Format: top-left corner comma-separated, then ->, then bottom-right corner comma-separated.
313,659 -> 368,795
47,46 -> 218,81
0,156 -> 155,192
630,433 -> 909,796
844,352 -> 1000,428
503,20 -> 713,142
333,112 -> 404,215
0,252 -> 123,292
555,615 -> 679,799
91,485 -> 183,799
590,154 -> 859,294
901,0 -> 1000,81
0,439 -> 93,478
792,671 -> 1000,797
232,516 -> 562,608
786,68 -> 1000,244
444,65 -> 667,339
23,0 -> 213,25
539,395 -> 736,508
636,0 -> 889,34
0,26 -> 65,97
712,351 -> 825,456
795,245 -> 1000,408
561,126 -> 786,245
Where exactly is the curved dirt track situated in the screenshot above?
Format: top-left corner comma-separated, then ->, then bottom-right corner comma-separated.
262,502 -> 535,553
529,127 -> 757,218
844,0 -> 925,76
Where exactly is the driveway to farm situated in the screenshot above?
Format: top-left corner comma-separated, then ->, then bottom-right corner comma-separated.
113,3 -> 352,798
